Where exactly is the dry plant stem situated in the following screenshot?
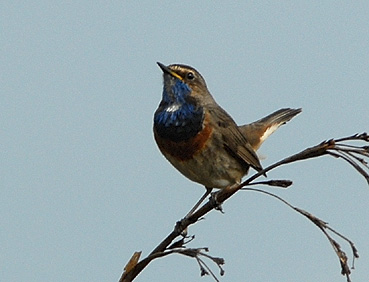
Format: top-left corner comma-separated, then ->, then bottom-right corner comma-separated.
241,187 -> 358,282
120,133 -> 368,282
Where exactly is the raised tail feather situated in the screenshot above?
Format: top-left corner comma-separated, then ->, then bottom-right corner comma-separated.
239,108 -> 302,150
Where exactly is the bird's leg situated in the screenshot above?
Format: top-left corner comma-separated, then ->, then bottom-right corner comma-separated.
209,190 -> 224,213
184,186 -> 213,218
175,187 -> 213,237
209,182 -> 240,213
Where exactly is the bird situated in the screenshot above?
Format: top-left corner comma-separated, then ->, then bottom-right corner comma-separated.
153,62 -> 301,216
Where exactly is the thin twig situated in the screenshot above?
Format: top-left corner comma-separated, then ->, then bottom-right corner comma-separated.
240,187 -> 358,282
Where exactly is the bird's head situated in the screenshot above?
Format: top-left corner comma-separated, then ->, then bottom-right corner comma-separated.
157,62 -> 212,105
154,63 -> 211,141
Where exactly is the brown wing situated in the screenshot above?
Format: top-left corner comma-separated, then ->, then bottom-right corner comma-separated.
207,106 -> 263,172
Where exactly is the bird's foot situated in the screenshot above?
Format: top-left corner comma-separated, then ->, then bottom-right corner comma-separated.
210,191 -> 224,213
175,219 -> 189,237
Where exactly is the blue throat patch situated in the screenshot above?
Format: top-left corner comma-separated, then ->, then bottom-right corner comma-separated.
154,80 -> 204,142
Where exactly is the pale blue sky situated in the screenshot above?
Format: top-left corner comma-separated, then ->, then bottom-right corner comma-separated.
1,2 -> 369,282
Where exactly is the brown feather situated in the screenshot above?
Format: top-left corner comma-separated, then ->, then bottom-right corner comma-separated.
239,108 -> 302,150
207,105 -> 263,172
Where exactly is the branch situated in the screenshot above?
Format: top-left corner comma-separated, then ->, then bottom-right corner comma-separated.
120,133 -> 369,281
240,187 -> 359,282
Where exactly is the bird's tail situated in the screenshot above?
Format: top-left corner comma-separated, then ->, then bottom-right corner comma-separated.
239,108 -> 302,150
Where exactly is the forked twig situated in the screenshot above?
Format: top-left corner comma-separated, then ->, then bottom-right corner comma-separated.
240,187 -> 359,282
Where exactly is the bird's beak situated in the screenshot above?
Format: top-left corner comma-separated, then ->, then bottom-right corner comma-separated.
157,62 -> 183,81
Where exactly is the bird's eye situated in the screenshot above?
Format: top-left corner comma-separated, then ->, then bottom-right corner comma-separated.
186,72 -> 195,80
